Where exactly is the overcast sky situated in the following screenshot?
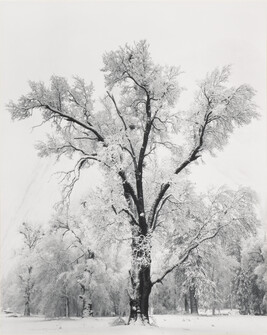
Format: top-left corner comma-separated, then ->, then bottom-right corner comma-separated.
0,0 -> 266,271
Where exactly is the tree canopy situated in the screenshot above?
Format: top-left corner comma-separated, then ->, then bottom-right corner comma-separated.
6,40 -> 262,323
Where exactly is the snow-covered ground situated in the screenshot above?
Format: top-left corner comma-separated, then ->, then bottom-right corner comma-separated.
1,314 -> 266,335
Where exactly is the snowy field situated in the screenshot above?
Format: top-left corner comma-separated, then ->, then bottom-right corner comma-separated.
1,314 -> 267,335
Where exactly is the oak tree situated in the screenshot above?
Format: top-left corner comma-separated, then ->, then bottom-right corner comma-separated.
8,40 -> 258,323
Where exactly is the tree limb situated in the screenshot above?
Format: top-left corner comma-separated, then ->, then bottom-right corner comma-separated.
151,222 -> 230,286
107,91 -> 138,170
118,169 -> 139,211
148,109 -> 214,226
42,104 -> 105,142
150,194 -> 172,231
119,209 -> 139,227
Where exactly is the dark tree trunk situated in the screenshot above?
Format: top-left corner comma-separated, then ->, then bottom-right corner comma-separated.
128,232 -> 152,324
184,293 -> 189,313
79,286 -> 93,317
65,297 -> 70,318
128,266 -> 151,324
211,266 -> 216,315
81,296 -> 93,317
24,301 -> 30,316
189,286 -> 198,314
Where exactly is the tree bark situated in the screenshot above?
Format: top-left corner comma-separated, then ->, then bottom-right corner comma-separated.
80,294 -> 93,317
189,286 -> 198,314
78,257 -> 94,318
128,232 -> 152,324
128,266 -> 151,324
79,286 -> 93,317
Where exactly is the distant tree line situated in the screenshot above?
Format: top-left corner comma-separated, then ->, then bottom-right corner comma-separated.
2,217 -> 266,318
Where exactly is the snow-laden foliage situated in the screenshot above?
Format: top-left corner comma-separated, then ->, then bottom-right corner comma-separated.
232,236 -> 267,315
6,40 -> 262,322
185,66 -> 258,156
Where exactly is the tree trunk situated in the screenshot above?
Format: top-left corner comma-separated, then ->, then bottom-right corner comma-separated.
211,266 -> 216,315
128,232 -> 152,324
81,296 -> 93,317
184,293 -> 189,313
79,287 -> 93,317
23,267 -> 32,316
128,266 -> 151,324
189,286 -> 198,314
24,301 -> 30,316
65,297 -> 70,318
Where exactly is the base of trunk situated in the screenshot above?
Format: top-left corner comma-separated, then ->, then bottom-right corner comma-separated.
82,304 -> 93,317
128,299 -> 150,325
189,286 -> 198,315
128,315 -> 150,325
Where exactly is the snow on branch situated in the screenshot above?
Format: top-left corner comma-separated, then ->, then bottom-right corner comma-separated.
7,77 -> 106,160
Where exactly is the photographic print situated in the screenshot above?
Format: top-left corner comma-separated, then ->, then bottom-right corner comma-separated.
0,1 -> 266,334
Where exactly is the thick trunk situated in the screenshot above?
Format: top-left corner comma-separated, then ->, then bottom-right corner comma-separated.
79,287 -> 93,317
128,266 -> 151,324
189,286 -> 198,314
128,232 -> 152,324
78,265 -> 94,317
81,297 -> 93,317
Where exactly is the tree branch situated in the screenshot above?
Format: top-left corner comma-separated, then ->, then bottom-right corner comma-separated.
148,109 -> 214,224
106,91 -> 138,170
151,222 -> 230,286
42,104 -> 105,142
119,209 -> 139,227
150,194 -> 172,231
174,111 -> 212,174
118,169 -> 139,212
148,182 -> 170,228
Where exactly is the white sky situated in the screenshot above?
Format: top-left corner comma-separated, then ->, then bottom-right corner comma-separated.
0,0 -> 266,271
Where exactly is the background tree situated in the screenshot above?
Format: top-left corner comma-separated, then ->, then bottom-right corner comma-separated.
8,40 -> 258,324
33,234 -> 78,317
18,222 -> 43,316
48,203 -> 130,318
51,211 -> 97,317
233,236 -> 267,315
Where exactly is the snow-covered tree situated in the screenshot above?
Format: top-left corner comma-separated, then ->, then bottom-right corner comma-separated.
33,235 -> 75,317
233,236 -> 267,315
50,211 -> 97,317
8,40 -> 259,324
18,222 -> 43,316
50,205 -> 130,318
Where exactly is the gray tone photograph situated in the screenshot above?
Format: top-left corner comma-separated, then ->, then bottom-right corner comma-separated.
0,1 -> 266,334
